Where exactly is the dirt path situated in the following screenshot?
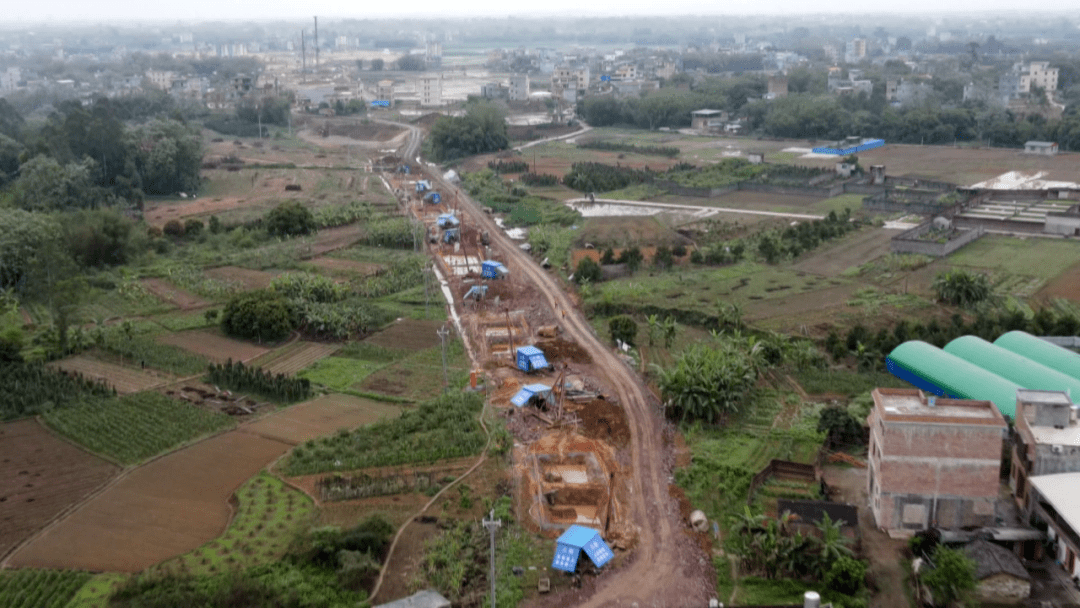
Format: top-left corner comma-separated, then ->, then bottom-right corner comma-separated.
415,119 -> 714,606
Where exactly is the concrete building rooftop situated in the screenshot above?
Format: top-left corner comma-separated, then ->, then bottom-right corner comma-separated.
1018,389 -> 1073,405
1030,472 -> 1080,539
874,388 -> 1002,422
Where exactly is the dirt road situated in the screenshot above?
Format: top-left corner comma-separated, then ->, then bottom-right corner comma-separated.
397,120 -> 713,607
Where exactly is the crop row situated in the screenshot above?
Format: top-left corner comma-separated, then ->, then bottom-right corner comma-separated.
44,392 -> 234,464
0,362 -> 115,421
283,391 -> 484,476
0,569 -> 91,608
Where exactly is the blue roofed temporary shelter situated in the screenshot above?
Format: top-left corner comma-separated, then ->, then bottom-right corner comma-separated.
415,180 -> 431,193
516,345 -> 550,372
481,260 -> 509,279
510,383 -> 552,407
811,138 -> 884,155
436,214 -> 460,228
995,330 -> 1080,384
943,335 -> 1080,402
551,525 -> 614,573
886,340 -> 1023,418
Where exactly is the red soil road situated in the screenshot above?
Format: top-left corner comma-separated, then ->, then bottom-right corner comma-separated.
413,122 -> 715,606
0,419 -> 120,562
157,330 -> 270,363
7,431 -> 292,572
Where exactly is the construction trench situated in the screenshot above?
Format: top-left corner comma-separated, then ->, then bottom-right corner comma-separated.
383,165 -> 637,549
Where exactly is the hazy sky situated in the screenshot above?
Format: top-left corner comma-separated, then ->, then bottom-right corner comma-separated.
3,0 -> 1075,23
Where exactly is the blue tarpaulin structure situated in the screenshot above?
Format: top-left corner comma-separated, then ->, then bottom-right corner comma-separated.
516,346 -> 550,372
437,214 -> 460,228
551,525 -> 614,572
415,180 -> 431,193
464,285 -> 488,301
482,260 -> 509,279
423,191 -> 441,204
811,138 -> 885,155
442,228 -> 460,243
510,383 -> 552,407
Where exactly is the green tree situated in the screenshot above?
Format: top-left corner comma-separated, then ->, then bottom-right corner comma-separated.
653,245 -> 674,269
11,155 -> 107,211
609,315 -> 638,347
265,201 -> 316,237
428,101 -> 509,161
575,256 -> 602,284
657,339 -> 758,423
817,406 -> 864,447
824,556 -> 867,596
660,316 -> 679,348
812,511 -> 854,575
128,118 -> 203,195
617,246 -> 643,271
933,269 -> 992,307
0,208 -> 64,290
64,209 -> 142,268
922,546 -> 977,607
396,54 -> 426,71
370,58 -> 384,71
221,290 -> 295,343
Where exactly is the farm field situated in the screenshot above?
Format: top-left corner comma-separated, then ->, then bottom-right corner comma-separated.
241,393 -> 402,445
47,355 -> 172,394
252,341 -> 341,376
793,227 -> 899,277
157,329 -> 272,363
1039,260 -> 1080,301
302,256 -> 383,277
0,420 -> 119,560
856,143 -> 1080,185
7,430 -> 292,572
149,472 -> 314,577
42,392 -> 235,465
140,278 -> 208,310
203,266 -> 277,290
361,318 -> 446,351
0,568 -> 93,608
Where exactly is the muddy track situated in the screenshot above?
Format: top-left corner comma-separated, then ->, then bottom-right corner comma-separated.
396,120 -> 712,607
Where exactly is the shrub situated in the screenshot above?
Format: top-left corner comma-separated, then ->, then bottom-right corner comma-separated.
575,257 -> 602,284
265,201 -> 316,237
933,269 -> 991,307
609,315 -> 638,347
184,218 -> 204,236
221,290 -> 295,342
824,556 -> 867,596
163,219 -> 185,237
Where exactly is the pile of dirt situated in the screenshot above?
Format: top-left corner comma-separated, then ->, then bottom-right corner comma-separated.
571,398 -> 630,449
536,338 -> 592,364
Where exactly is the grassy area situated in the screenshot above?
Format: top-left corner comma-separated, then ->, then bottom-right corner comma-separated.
793,369 -> 909,396
736,577 -> 817,605
0,569 -> 92,608
282,391 -> 485,476
65,573 -> 128,608
299,356 -> 385,392
946,235 -> 1080,289
813,193 -> 865,215
153,310 -> 219,332
44,392 -> 234,465
151,472 -> 314,577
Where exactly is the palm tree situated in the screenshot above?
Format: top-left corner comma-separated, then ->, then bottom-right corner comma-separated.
813,512 -> 854,576
661,316 -> 679,348
646,314 -> 661,347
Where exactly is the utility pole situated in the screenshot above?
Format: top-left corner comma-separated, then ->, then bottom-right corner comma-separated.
314,16 -> 319,73
301,31 -> 306,82
483,509 -> 502,608
437,325 -> 450,392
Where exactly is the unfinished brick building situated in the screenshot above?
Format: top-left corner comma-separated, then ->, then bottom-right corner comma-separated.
867,388 -> 1007,535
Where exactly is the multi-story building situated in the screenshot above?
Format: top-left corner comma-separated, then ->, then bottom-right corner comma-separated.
1010,389 -> 1077,513
1000,61 -> 1059,101
551,65 -> 590,100
508,74 -> 530,102
146,70 -> 175,90
1,67 -> 21,92
376,79 -> 395,106
867,388 -> 1007,535
845,38 -> 867,63
418,73 -> 441,107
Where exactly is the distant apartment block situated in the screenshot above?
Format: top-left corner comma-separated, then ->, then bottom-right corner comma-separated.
845,38 -> 867,63
552,65 -> 590,99
426,42 -> 442,68
146,70 -> 175,90
508,74 -> 530,102
614,64 -> 639,80
1000,61 -> 1058,101
867,388 -> 1006,535
419,73 -> 441,107
1,67 -> 20,92
376,80 -> 395,105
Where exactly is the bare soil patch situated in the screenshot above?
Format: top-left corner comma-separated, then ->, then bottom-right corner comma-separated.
709,190 -> 823,211
157,330 -> 271,363
793,228 -> 896,277
48,355 -> 173,394
363,318 -> 446,351
204,266 -> 277,290
0,419 -> 119,560
141,278 -> 207,310
857,143 -> 1080,186
535,338 -> 592,365
309,224 -> 365,257
144,197 -> 262,227
7,430 -> 291,572
240,394 -> 401,445
744,283 -> 859,323
305,257 -> 384,277
567,398 -> 631,449
1038,260 -> 1080,301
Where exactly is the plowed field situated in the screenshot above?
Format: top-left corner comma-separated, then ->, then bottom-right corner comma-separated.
0,420 -> 119,561
48,356 -> 171,394
305,257 -> 383,277
204,266 -> 276,290
7,431 -> 291,572
363,318 -> 445,350
157,330 -> 270,363
256,341 -> 341,376
242,394 -> 401,445
141,278 -> 207,310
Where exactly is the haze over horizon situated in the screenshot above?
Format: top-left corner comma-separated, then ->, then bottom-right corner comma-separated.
1,0 -> 1078,25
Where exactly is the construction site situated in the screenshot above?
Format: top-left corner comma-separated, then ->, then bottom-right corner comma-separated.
380,159 -> 645,558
